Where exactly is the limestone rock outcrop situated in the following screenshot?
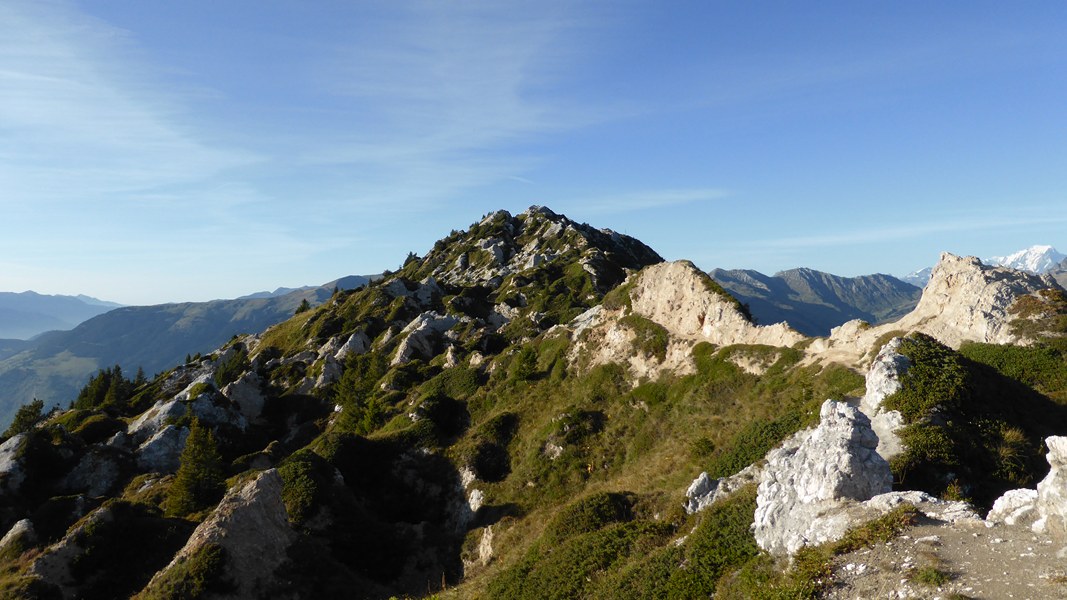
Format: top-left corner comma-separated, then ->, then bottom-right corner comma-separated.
628,261 -> 805,348
577,261 -> 805,378
684,463 -> 762,514
814,253 -> 1063,366
860,338 -> 908,460
391,311 -> 461,366
754,400 -> 893,556
136,425 -> 190,473
0,433 -> 27,497
986,488 -> 1039,526
146,469 -> 296,598
1034,436 -> 1067,537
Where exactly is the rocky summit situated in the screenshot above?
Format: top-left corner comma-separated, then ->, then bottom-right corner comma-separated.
2,207 -> 1067,599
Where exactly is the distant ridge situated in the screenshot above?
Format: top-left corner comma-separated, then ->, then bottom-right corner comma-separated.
710,267 -> 921,337
0,277 -> 370,427
0,291 -> 123,340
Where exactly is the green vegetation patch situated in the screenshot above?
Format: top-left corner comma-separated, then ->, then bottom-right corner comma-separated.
883,333 -> 1067,508
621,314 -> 670,361
135,543 -> 232,600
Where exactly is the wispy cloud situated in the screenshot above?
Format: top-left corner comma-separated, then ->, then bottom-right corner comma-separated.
292,2 -> 615,209
746,212 -> 1067,250
0,0 -> 256,203
571,188 -> 730,215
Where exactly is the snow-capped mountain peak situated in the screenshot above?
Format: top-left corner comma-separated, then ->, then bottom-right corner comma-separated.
900,266 -> 933,287
986,245 -> 1066,274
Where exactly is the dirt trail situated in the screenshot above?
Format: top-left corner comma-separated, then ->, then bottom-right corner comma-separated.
824,517 -> 1067,599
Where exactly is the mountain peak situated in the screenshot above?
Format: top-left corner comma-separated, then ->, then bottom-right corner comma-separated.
986,244 -> 1065,274
405,206 -> 662,293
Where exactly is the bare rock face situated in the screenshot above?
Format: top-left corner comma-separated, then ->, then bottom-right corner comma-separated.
222,372 -> 266,421
147,469 -> 296,598
0,433 -> 27,497
987,437 -> 1067,535
0,518 -> 35,554
754,400 -> 893,556
30,505 -> 115,595
897,253 -> 1058,347
60,446 -> 124,496
684,463 -> 762,514
128,380 -> 246,445
578,261 -> 804,378
391,312 -> 461,366
136,425 -> 190,474
1033,436 -> 1067,537
861,338 -> 908,460
335,330 -> 370,361
821,254 -> 1061,366
629,261 -> 804,347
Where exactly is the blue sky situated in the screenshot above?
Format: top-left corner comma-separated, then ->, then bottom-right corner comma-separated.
4,1 -> 1067,305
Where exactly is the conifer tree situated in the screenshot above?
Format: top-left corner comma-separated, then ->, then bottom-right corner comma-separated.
165,418 -> 225,518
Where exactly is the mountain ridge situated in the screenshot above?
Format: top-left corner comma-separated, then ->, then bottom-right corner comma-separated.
1,208 -> 1066,599
710,267 -> 921,337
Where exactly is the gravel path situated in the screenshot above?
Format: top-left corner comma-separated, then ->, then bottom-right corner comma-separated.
823,517 -> 1067,599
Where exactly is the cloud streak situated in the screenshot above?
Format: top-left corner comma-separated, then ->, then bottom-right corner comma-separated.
0,0 -> 256,203
745,212 -> 1067,250
571,188 -> 730,215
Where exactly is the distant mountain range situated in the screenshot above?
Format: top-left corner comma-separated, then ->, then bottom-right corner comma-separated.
710,268 -> 922,337
988,244 -> 1066,274
0,292 -> 123,340
902,244 -> 1067,287
0,276 -> 370,428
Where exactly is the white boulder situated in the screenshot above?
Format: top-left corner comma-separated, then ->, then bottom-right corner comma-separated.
754,400 -> 893,556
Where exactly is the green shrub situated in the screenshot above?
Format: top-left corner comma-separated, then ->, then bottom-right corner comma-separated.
277,449 -> 334,525
543,492 -> 635,545
213,345 -> 250,388
706,411 -> 803,478
135,543 -> 232,599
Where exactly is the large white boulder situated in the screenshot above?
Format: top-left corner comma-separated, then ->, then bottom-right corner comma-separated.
754,400 -> 893,556
1033,436 -> 1067,537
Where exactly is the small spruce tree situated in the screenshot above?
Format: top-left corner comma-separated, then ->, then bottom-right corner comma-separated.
295,298 -> 311,314
165,418 -> 226,518
2,398 -> 44,438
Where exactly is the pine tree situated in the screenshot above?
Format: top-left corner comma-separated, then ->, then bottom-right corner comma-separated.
2,399 -> 44,438
165,419 -> 225,518
295,298 -> 311,314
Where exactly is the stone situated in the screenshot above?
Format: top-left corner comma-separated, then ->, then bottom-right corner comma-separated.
222,372 -> 267,421
334,331 -> 370,361
987,489 -> 1039,526
60,447 -> 123,497
0,433 -> 27,497
391,312 -> 460,366
136,425 -> 190,474
863,490 -> 978,524
1033,436 -> 1067,537
145,469 -> 296,599
684,463 -> 762,514
861,338 -> 909,460
30,506 -> 115,595
753,400 -> 893,556
0,518 -> 35,554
